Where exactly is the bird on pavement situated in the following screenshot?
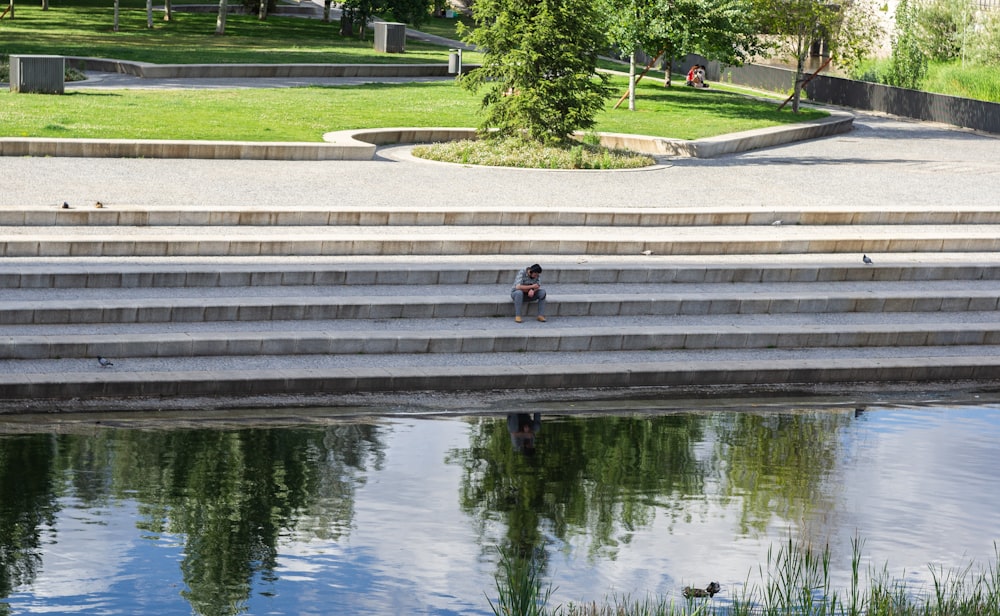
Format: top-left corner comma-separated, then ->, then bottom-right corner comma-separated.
97,356 -> 114,368
863,254 -> 873,265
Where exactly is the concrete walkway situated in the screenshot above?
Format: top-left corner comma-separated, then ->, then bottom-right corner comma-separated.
4,111 -> 998,209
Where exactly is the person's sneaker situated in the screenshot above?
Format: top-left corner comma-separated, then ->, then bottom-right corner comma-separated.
537,316 -> 546,322
515,316 -> 522,323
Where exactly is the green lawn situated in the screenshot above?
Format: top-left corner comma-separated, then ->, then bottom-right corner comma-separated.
0,76 -> 826,141
0,3 -> 479,64
0,2 -> 826,142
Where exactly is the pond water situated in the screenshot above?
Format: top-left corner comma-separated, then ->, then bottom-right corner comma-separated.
1,399 -> 999,615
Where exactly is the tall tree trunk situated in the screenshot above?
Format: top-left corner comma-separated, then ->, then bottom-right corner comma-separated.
257,0 -> 267,20
163,0 -> 171,21
42,0 -> 48,11
792,34 -> 806,113
322,0 -> 331,22
7,0 -> 13,19
628,52 -> 636,111
146,0 -> 153,28
215,0 -> 227,35
662,58 -> 671,87
113,0 -> 120,31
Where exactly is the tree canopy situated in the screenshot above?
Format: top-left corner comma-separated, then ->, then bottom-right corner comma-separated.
756,0 -> 883,111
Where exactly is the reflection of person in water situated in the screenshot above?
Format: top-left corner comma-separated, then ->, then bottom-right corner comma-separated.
507,413 -> 541,454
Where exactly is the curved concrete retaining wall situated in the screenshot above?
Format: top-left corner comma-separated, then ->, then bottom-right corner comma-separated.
1,111 -> 851,160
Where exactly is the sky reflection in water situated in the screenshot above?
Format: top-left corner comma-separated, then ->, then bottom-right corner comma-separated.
1,403 -> 999,615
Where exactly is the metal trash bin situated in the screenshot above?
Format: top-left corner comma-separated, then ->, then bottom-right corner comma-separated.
9,54 -> 65,94
374,22 -> 406,53
448,48 -> 463,75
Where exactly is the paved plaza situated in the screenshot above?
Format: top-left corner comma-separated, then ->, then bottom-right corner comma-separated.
4,105 -> 998,214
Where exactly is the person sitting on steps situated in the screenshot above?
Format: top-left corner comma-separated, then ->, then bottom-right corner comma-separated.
511,263 -> 547,323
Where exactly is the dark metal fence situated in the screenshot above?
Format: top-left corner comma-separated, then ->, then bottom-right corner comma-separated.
706,61 -> 1000,135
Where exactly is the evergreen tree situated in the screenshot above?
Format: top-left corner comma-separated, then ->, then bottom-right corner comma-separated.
460,0 -> 612,144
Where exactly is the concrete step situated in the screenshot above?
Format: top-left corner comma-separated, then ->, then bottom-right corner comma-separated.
2,288 -> 998,325
3,259 -> 1000,288
3,201 -> 1000,403
7,206 -> 1000,227
2,347 -> 999,401
4,224 -> 1000,256
5,321 -> 1000,360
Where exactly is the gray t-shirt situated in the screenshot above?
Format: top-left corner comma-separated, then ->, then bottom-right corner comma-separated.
511,267 -> 541,292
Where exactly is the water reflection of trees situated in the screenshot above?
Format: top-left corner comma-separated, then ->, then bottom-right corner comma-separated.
713,412 -> 850,537
0,410 -> 859,615
0,424 -> 386,616
451,411 -> 854,579
449,414 -> 711,562
0,435 -> 58,615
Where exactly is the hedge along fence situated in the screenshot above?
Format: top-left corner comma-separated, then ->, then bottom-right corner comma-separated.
701,60 -> 1000,135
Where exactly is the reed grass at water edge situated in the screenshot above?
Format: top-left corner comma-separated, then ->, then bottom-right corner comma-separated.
489,538 -> 1000,616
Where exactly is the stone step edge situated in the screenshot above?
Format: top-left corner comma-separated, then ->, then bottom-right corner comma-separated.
8,207 -> 1000,227
3,293 -> 999,324
1,355 -> 997,399
5,236 -> 1000,257
6,324 -> 1000,359
4,263 -> 1000,288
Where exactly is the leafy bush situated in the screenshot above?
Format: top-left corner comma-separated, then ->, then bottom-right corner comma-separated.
884,0 -> 927,89
965,9 -> 1000,65
915,0 -> 975,61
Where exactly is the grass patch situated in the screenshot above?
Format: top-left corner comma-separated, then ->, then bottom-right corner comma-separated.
410,12 -> 475,41
597,77 -> 826,140
0,76 -> 825,141
0,4 -> 482,65
412,137 -> 656,169
0,82 -> 481,140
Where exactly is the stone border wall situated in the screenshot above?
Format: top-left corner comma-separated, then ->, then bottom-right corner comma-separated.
64,57 -> 461,79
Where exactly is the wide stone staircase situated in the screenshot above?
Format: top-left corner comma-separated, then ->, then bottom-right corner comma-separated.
2,204 -> 1000,406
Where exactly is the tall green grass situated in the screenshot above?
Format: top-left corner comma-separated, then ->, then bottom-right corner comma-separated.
489,538 -> 1000,616
854,58 -> 1000,103
922,62 -> 1000,104
489,545 -> 556,616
